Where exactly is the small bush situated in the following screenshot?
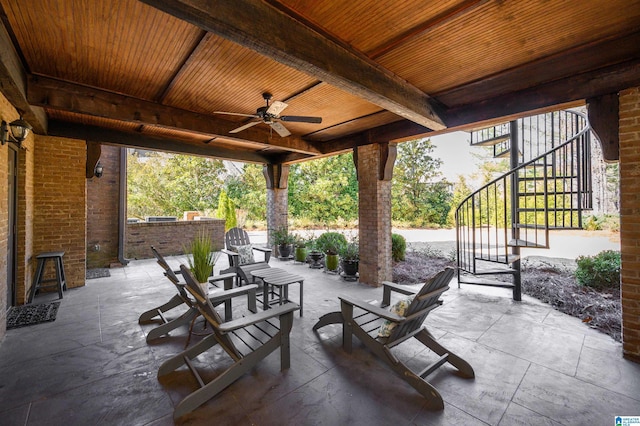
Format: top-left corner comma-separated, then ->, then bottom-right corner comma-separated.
575,250 -> 621,289
391,233 -> 406,262
315,232 -> 347,255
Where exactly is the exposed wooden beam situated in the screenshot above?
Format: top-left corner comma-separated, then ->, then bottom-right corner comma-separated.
445,59 -> 640,128
318,121 -> 431,154
0,19 -> 47,133
27,75 -> 321,155
437,31 -> 640,108
139,0 -> 445,131
587,93 -> 620,162
47,120 -> 271,164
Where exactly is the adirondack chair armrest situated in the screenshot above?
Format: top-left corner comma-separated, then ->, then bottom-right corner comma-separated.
381,281 -> 416,307
222,248 -> 239,257
208,284 -> 258,302
339,295 -> 406,323
218,303 -> 300,332
252,246 -> 272,254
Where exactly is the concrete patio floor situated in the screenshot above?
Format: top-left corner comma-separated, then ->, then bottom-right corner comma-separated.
1,253 -> 638,426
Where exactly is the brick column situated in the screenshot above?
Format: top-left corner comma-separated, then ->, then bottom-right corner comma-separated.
264,164 -> 289,248
619,87 -> 640,362
356,143 -> 396,287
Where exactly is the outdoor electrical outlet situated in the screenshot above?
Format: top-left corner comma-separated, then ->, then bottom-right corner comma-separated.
94,244 -> 100,251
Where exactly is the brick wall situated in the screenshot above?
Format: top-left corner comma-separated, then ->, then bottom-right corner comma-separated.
126,219 -> 225,260
357,144 -> 392,286
266,188 -> 288,252
32,135 -> 86,295
87,145 -> 121,268
619,87 -> 640,362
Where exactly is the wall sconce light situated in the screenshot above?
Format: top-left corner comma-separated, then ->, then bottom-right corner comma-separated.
1,117 -> 33,149
94,160 -> 104,178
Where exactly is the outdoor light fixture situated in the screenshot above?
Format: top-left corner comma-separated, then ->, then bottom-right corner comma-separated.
1,117 -> 33,148
94,160 -> 104,178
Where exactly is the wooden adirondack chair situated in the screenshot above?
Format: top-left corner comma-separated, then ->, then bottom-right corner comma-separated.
313,267 -> 474,410
221,227 -> 272,286
158,264 -> 299,419
140,246 -> 257,343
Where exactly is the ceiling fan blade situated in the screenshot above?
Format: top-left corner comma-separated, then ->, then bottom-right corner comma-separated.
229,121 -> 261,133
279,115 -> 322,124
269,121 -> 291,137
214,111 -> 259,118
266,100 -> 288,116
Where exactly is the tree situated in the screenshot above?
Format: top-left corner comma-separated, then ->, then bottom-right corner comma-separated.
226,164 -> 267,220
127,150 -> 225,218
289,153 -> 358,222
392,138 -> 452,226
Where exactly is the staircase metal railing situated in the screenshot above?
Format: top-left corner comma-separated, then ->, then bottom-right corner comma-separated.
456,110 -> 592,300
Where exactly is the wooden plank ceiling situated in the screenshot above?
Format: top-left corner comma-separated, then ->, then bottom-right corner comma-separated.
0,0 -> 639,164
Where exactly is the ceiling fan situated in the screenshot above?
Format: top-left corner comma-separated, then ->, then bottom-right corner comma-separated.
214,92 -> 322,137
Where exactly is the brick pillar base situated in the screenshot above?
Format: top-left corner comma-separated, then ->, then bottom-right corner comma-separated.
264,165 -> 289,250
620,87 -> 640,363
357,143 -> 395,287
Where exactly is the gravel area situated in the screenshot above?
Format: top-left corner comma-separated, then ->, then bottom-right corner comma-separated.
393,247 -> 621,342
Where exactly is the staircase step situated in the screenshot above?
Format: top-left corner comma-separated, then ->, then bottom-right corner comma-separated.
515,223 -> 547,229
472,267 -> 518,275
517,191 -> 581,196
508,238 -> 548,248
518,175 -> 577,181
475,254 -> 521,264
458,275 -> 515,289
470,134 -> 510,147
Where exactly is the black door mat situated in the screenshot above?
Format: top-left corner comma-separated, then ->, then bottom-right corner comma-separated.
7,301 -> 61,329
87,268 -> 110,279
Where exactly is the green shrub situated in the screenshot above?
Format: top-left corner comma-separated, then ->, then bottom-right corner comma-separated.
575,250 -> 621,290
315,232 -> 347,255
391,233 -> 406,262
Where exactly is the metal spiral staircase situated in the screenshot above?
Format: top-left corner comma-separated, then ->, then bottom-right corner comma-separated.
455,110 -> 593,300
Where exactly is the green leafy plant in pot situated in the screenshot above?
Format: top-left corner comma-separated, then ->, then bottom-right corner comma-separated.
340,240 -> 359,278
316,232 -> 347,272
184,230 -> 219,295
271,226 -> 295,259
293,234 -> 308,263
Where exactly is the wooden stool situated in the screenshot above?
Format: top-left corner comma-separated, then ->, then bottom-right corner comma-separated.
28,251 -> 67,303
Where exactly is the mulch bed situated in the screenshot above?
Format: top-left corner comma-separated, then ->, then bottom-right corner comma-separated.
393,250 -> 621,342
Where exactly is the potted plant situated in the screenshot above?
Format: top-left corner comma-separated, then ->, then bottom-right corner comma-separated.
271,226 -> 295,259
316,232 -> 347,272
340,240 -> 359,279
185,230 -> 219,295
306,238 -> 324,269
293,234 -> 308,263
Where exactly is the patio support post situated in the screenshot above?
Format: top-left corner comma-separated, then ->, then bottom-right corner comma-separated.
355,142 -> 396,287
264,164 -> 289,251
619,87 -> 640,363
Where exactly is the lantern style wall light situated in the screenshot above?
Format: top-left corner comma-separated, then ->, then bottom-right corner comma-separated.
1,117 -> 33,149
94,160 -> 104,178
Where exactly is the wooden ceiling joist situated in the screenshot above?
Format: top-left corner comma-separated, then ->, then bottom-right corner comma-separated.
48,120 -> 272,164
27,75 -> 322,155
139,0 -> 446,131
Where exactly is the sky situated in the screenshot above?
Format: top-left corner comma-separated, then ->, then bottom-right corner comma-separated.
429,131 -> 484,182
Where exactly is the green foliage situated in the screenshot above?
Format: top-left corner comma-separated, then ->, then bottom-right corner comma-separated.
575,250 -> 621,290
127,151 -> 225,219
271,227 -> 295,245
226,164 -> 267,220
288,153 -> 358,222
392,139 -> 453,226
583,214 -> 620,232
216,190 -> 237,231
340,241 -> 359,261
315,232 -> 347,255
391,233 -> 406,262
185,230 -> 219,283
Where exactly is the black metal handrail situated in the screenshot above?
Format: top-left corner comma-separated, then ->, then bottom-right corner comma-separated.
456,110 -> 591,280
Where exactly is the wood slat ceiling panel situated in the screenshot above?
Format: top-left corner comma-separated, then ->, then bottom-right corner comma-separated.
309,111 -> 401,142
163,34 -> 318,116
276,0 -> 463,54
1,0 -> 202,100
279,83 -> 383,136
377,0 -> 640,95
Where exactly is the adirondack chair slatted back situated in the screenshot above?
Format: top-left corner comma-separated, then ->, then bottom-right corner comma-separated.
180,264 -> 243,360
387,268 -> 454,342
151,246 -> 190,300
225,227 -> 251,249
